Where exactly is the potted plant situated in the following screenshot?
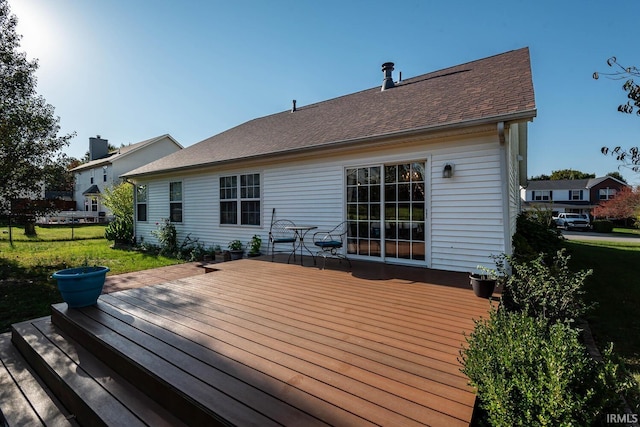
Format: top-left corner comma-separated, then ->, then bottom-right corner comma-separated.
202,246 -> 216,263
52,264 -> 110,308
469,265 -> 498,298
228,239 -> 244,260
247,235 -> 262,257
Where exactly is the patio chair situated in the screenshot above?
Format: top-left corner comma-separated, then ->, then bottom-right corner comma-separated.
313,221 -> 352,270
269,219 -> 297,262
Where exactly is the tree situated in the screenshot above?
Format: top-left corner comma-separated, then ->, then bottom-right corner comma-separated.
592,186 -> 640,226
593,57 -> 640,171
42,153 -> 77,194
529,173 -> 551,181
530,170 -> 594,181
0,1 -> 74,229
102,182 -> 134,244
606,171 -> 627,183
549,169 -> 595,180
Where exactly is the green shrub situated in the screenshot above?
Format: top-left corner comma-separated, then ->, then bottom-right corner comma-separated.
178,234 -> 204,261
104,218 -> 133,243
151,219 -> 178,256
461,309 -> 629,426
512,211 -> 563,262
592,220 -> 614,233
501,249 -> 593,323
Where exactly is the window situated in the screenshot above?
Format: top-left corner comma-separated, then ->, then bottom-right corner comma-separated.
91,197 -> 98,212
599,188 -> 616,200
136,185 -> 147,222
90,170 -> 94,184
533,190 -> 552,201
220,173 -> 260,225
103,166 -> 108,182
169,181 -> 182,222
570,190 -> 583,200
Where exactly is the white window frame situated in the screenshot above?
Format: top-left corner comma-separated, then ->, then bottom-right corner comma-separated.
169,181 -> 183,223
599,188 -> 616,200
533,190 -> 552,201
136,184 -> 148,222
219,173 -> 261,226
570,190 -> 583,200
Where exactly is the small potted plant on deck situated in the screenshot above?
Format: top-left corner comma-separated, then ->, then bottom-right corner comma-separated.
228,239 -> 244,260
469,265 -> 498,298
247,235 -> 262,257
52,261 -> 110,308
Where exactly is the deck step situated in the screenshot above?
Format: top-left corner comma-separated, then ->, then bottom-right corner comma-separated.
10,318 -> 185,427
0,331 -> 76,427
50,301 -> 291,427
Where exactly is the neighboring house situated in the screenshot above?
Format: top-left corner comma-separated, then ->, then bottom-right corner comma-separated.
123,48 -> 536,272
521,176 -> 629,216
71,134 -> 182,221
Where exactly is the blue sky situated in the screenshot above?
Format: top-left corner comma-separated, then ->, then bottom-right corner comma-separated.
9,0 -> 640,184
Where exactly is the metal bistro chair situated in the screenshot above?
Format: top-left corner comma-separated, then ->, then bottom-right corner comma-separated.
269,219 -> 297,262
313,221 -> 352,270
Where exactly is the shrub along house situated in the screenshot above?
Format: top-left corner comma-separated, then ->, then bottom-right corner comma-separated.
123,48 -> 536,272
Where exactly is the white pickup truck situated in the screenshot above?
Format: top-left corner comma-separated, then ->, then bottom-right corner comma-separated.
553,213 -> 591,230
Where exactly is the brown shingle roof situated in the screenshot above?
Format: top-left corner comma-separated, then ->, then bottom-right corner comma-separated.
124,48 -> 536,177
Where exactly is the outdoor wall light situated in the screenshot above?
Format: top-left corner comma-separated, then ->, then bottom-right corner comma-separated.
442,163 -> 454,179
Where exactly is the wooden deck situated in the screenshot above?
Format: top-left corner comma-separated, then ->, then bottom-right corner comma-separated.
4,258 -> 495,426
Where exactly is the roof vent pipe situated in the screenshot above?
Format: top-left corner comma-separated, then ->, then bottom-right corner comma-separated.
291,99 -> 297,112
381,62 -> 395,91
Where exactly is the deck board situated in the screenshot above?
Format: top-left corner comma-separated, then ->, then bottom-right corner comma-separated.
64,259 -> 492,426
0,333 -> 76,427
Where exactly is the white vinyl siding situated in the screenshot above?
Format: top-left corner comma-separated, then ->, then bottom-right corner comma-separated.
430,143 -> 504,272
134,132 -> 509,273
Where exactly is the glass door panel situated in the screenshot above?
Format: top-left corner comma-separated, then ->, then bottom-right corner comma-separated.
383,162 -> 426,262
346,166 -> 382,258
346,161 -> 426,262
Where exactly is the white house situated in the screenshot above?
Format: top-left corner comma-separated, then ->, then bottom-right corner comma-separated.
123,48 -> 536,272
521,176 -> 629,216
71,134 -> 182,221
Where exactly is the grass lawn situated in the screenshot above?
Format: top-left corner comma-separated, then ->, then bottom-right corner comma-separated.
564,239 -> 640,409
613,227 -> 640,236
0,224 -> 106,241
0,225 -> 183,333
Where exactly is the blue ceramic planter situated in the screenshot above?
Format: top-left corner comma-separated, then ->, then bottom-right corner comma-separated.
52,266 -> 110,308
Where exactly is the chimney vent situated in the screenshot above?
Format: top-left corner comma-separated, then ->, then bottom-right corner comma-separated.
381,62 -> 395,91
291,99 -> 297,112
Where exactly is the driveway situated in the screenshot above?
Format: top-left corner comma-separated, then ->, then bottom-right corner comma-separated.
562,230 -> 640,243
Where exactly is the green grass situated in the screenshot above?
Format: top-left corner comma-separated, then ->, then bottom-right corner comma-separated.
0,224 -> 107,241
613,227 -> 640,236
564,239 -> 640,409
0,225 -> 183,333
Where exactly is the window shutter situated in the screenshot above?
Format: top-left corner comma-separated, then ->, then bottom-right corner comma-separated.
550,190 -> 553,200
580,190 -> 583,200
531,191 -> 535,200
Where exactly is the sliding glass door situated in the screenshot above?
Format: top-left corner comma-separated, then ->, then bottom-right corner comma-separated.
346,161 -> 426,263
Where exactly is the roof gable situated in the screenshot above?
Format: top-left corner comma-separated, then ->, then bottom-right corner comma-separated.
586,176 -> 629,188
72,134 -> 181,172
125,48 -> 536,177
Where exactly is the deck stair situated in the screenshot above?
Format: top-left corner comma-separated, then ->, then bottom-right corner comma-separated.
6,309 -> 188,426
